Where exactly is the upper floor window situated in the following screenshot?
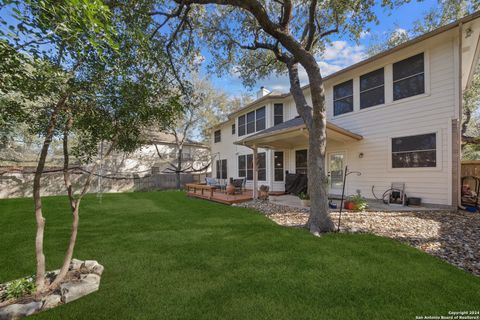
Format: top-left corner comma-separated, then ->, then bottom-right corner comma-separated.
238,115 -> 246,136
238,106 -> 266,136
274,103 -> 284,126
255,106 -> 266,131
360,68 -> 384,109
393,53 -> 425,101
392,133 -> 436,168
214,130 -> 221,143
246,110 -> 255,134
231,124 -> 235,135
333,80 -> 353,116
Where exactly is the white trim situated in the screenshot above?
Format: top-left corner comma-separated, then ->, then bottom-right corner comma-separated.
387,129 -> 443,172
332,50 -> 431,120
327,150 -> 347,195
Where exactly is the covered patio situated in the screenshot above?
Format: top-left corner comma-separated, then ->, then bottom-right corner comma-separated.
235,117 -> 363,198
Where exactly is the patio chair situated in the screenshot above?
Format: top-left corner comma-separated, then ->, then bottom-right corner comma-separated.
232,178 -> 245,194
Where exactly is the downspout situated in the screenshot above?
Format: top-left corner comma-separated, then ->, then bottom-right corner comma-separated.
458,22 -> 465,210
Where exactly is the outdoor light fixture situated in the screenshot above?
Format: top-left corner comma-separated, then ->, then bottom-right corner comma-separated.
359,152 -> 364,158
466,27 -> 473,38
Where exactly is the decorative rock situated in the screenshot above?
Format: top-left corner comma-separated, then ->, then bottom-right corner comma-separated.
61,274 -> 100,304
0,260 -> 104,318
84,260 -> 104,275
69,259 -> 83,271
42,294 -> 62,310
0,301 -> 42,320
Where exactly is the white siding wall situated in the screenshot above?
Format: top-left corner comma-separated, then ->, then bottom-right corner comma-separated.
211,30 -> 459,205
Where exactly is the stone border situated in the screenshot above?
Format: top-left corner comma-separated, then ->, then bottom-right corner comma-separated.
0,259 -> 103,320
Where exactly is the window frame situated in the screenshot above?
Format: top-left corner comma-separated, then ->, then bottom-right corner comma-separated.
216,159 -> 227,179
360,68 -> 385,109
214,129 -> 221,143
333,79 -> 354,116
295,149 -> 308,175
274,103 -> 284,126
231,123 -> 235,135
388,130 -> 441,171
238,115 -> 246,136
238,152 -> 266,181
392,52 -> 425,101
274,151 -> 284,181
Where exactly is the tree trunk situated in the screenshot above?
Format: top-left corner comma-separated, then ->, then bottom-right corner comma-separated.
32,99 -> 65,294
287,61 -> 334,235
176,145 -> 183,189
49,199 -> 81,289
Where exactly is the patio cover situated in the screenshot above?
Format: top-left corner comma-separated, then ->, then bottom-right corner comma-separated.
235,117 -> 362,149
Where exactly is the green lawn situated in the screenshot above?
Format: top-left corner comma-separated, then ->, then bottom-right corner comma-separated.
0,191 -> 479,319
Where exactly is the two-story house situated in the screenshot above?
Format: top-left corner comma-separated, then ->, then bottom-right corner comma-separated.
210,12 -> 480,208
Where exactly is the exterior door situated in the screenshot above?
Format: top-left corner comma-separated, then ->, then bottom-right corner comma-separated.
328,152 -> 345,195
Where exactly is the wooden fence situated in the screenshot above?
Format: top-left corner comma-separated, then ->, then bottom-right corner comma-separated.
133,173 -> 208,191
461,160 -> 480,177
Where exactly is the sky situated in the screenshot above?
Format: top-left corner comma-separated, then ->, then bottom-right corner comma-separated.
201,0 -> 439,98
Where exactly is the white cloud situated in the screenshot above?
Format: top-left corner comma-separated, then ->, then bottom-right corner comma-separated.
360,31 -> 370,39
213,40 -> 367,97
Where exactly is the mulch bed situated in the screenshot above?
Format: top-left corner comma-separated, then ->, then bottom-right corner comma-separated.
235,200 -> 480,276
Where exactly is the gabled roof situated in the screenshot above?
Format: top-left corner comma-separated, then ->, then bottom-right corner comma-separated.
222,10 -> 480,124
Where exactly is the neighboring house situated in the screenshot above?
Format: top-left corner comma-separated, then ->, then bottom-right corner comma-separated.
210,12 -> 480,208
122,130 -> 210,175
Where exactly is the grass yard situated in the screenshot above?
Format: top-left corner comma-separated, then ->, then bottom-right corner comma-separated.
0,191 -> 479,319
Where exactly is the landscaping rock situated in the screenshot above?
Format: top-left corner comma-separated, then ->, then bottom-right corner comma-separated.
84,260 -> 104,275
69,259 -> 83,271
61,274 -> 100,304
0,259 -> 104,318
42,294 -> 61,310
0,301 -> 42,320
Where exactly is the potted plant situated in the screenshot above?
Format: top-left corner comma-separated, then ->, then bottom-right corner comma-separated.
345,193 -> 368,211
299,192 -> 310,207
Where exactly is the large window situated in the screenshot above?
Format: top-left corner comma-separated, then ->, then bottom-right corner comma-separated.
238,106 -> 267,136
392,133 -> 436,168
238,152 -> 266,181
333,80 -> 353,116
274,151 -> 284,181
216,159 -> 227,179
238,115 -> 246,136
256,107 -> 266,131
360,68 -> 384,109
246,110 -> 255,134
393,53 -> 425,101
214,130 -> 221,143
295,149 -> 308,174
274,103 -> 284,126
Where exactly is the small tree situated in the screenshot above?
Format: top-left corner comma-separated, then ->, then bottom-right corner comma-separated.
150,0 -> 408,234
1,0 -> 182,294
153,76 -> 240,188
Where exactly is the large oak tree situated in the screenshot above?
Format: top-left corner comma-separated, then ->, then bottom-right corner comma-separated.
151,0 -> 407,234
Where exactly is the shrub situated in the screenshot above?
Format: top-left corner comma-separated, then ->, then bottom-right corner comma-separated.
6,277 -> 36,299
298,192 -> 310,200
349,194 -> 368,211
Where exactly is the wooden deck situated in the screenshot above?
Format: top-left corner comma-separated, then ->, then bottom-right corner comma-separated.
187,188 -> 253,205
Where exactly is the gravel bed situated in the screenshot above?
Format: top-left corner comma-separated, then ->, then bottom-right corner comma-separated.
234,200 -> 480,276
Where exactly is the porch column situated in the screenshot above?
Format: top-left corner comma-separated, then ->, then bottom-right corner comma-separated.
252,145 -> 258,199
